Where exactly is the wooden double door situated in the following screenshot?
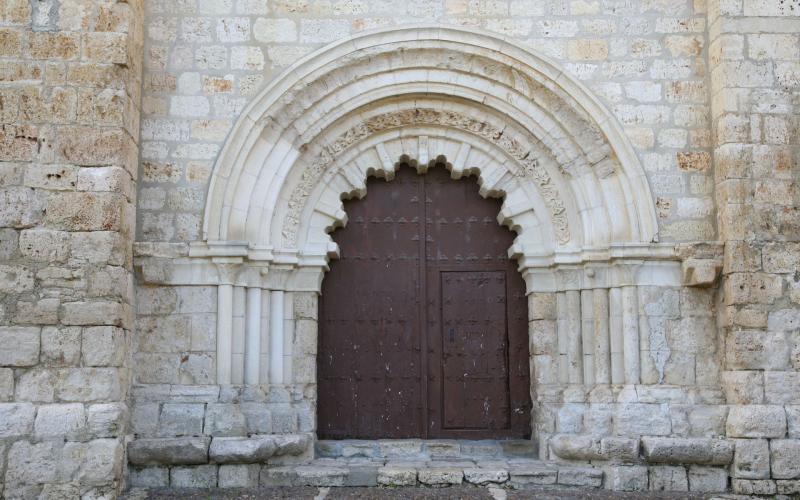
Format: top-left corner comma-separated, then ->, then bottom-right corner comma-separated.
318,165 -> 531,439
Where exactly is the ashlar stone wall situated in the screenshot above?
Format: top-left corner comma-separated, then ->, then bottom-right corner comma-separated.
0,0 -> 798,497
137,0 -> 714,244
126,0 -> 729,492
0,0 -> 143,497
710,0 -> 800,496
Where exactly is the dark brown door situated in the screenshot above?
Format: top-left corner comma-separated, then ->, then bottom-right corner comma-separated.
318,164 -> 531,439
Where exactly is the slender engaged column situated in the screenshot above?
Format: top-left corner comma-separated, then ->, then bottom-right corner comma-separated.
231,286 -> 246,384
270,290 -> 285,385
283,292 -> 294,384
556,292 -> 569,384
565,290 -> 583,384
622,286 -> 640,384
580,289 -> 594,385
216,284 -> 233,384
245,287 -> 262,385
609,288 -> 624,384
593,288 -> 610,384
259,290 -> 270,383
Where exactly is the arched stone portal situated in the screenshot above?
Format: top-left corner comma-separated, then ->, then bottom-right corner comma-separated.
318,162 -> 532,440
154,24 -> 687,453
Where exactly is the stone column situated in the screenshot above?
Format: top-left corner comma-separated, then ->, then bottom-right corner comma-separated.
269,290 -> 285,385
565,290 -> 583,384
609,288 -> 625,384
621,286 -> 640,385
244,286 -> 262,385
592,288 -> 610,384
580,289 -> 594,385
0,0 -> 144,495
216,283 -> 233,384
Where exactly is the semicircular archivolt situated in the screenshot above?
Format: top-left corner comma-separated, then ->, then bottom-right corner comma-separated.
282,107 -> 570,247
202,25 -> 657,260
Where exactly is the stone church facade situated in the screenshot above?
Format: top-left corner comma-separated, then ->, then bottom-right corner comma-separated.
0,0 -> 798,497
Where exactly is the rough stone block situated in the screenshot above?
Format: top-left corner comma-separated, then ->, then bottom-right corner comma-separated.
649,466 -> 688,491
171,465 -> 217,488
55,367 -> 122,402
219,464 -> 260,487
158,403 -> 204,437
418,467 -> 463,486
788,406 -> 800,438
726,329 -> 790,370
722,370 -> 765,404
378,440 -> 422,458
777,479 -> 800,495
688,466 -> 728,492
241,402 -> 271,434
642,437 -> 733,465
34,403 -> 86,440
615,404 -> 672,436
0,367 -> 13,401
14,368 -> 55,402
727,405 -> 787,438
771,439 -> 800,479
41,326 -> 81,366
732,478 -> 776,495
19,229 -> 69,262
130,467 -> 169,488
87,403 -> 127,438
209,436 -> 279,464
463,468 -> 508,485
81,327 -> 125,367
549,434 -> 603,460
273,434 -> 311,456
733,438 -> 770,479
260,466 -> 299,486
345,465 -> 378,486
0,402 -> 35,437
62,300 -> 128,328
293,466 -> 347,486
601,437 -> 640,462
71,438 -> 123,485
509,464 -> 558,486
0,264 -> 34,293
0,187 -> 44,228
204,403 -> 247,437
5,441 -> 61,485
765,371 -> 800,404
604,465 -> 648,491
128,437 -> 211,466
377,467 -> 416,486
45,192 -> 126,232
0,326 -> 40,366
558,467 -> 603,487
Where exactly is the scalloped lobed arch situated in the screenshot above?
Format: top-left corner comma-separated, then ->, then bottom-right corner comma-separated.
201,24 -> 658,268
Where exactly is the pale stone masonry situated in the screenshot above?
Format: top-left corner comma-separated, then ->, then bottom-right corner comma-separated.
0,0 -> 144,497
0,0 -> 798,497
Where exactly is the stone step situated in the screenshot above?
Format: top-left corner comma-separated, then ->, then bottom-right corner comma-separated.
260,458 -> 603,489
315,439 -> 538,461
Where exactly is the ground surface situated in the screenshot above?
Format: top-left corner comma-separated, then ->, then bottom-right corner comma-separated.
127,486 -> 712,499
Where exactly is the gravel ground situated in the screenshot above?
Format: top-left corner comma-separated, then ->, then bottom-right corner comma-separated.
129,486 -> 712,500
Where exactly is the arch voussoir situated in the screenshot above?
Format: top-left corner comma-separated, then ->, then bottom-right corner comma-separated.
198,24 -> 658,274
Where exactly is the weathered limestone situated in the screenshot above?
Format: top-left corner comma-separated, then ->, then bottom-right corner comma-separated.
641,438 -> 734,465
377,467 -> 416,486
209,436 -> 278,464
0,0 -> 144,495
128,438 -> 211,466
0,0 -> 796,495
